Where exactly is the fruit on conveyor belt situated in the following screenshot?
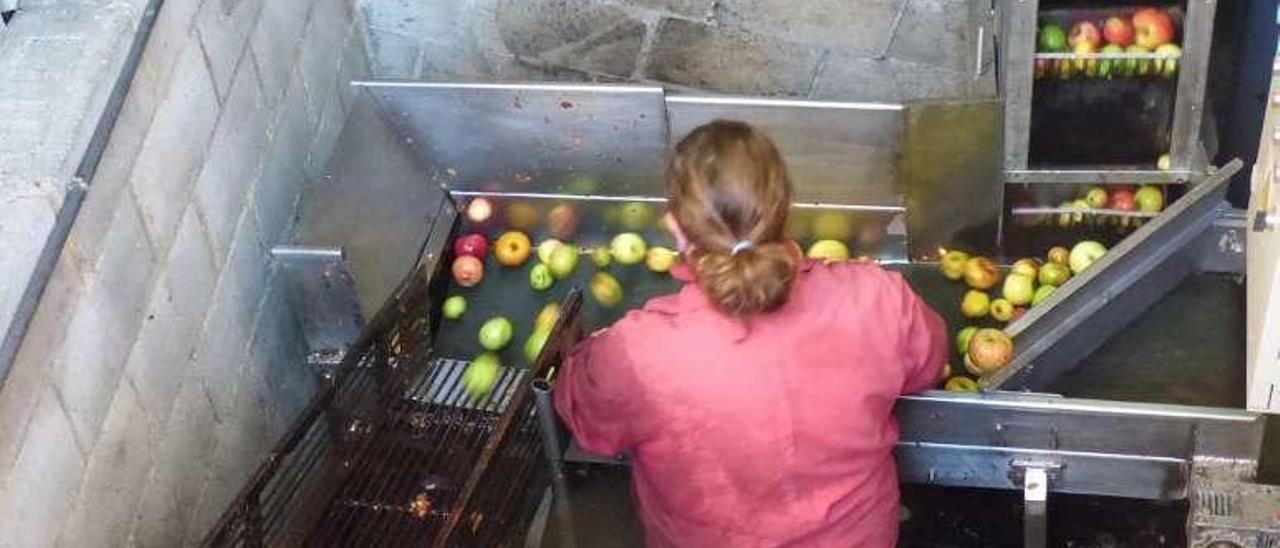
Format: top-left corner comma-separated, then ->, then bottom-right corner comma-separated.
1035,7 -> 1179,81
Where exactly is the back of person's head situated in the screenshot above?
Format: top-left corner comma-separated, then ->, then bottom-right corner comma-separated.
666,120 -> 799,316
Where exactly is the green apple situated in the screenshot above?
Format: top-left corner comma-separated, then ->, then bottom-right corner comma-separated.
1125,44 -> 1151,76
537,239 -> 563,265
990,298 -> 1015,322
1157,153 -> 1171,171
945,376 -> 981,392
463,352 -> 502,399
645,246 -> 677,273
478,317 -> 514,351
1098,44 -> 1124,78
610,233 -> 648,265
940,250 -> 970,280
548,244 -> 579,280
524,328 -> 552,363
1032,284 -> 1056,306
442,295 -> 467,320
1038,24 -> 1068,52
590,272 -> 624,307
956,326 -> 979,355
1135,185 -> 1164,213
812,212 -> 854,241
1038,262 -> 1071,287
1002,273 -> 1035,306
1084,186 -> 1109,209
960,290 -> 990,318
1068,240 -> 1107,274
591,246 -> 612,268
807,239 -> 850,260
1154,43 -> 1181,77
529,263 -> 554,291
618,202 -> 656,231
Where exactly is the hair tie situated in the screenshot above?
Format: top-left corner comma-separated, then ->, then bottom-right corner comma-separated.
729,240 -> 755,256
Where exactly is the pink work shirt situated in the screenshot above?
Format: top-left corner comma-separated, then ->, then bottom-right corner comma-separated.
554,258 -> 948,547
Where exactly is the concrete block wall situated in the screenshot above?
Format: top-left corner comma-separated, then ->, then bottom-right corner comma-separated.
358,0 -> 995,102
0,0 -> 369,544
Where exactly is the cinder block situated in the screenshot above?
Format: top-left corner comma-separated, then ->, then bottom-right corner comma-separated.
496,0 -> 635,63
364,29 -> 421,78
190,213 -> 268,421
51,197 -> 155,451
124,209 -> 218,433
128,370 -> 218,547
714,0 -> 897,55
645,18 -> 821,97
56,383 -> 152,548
297,0 -> 350,110
627,0 -> 712,19
253,89 -> 310,245
131,40 -> 221,256
193,63 -> 270,260
886,0 -> 973,73
809,54 -> 902,103
0,197 -> 56,336
890,60 -> 978,101
194,0 -> 267,100
248,0 -> 317,107
134,0 -> 203,95
0,385 -> 85,547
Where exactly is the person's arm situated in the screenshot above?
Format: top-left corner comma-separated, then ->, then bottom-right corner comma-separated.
553,326 -> 645,457
891,273 -> 949,393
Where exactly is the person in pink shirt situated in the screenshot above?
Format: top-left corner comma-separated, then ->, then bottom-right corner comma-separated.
554,120 -> 948,547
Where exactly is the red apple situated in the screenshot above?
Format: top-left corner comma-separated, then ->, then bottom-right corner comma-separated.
454,233 -> 488,259
465,198 -> 494,225
546,203 -> 579,240
452,256 -> 484,287
1068,21 -> 1102,49
968,328 -> 1014,374
1103,16 -> 1134,47
1109,187 -> 1137,210
1133,8 -> 1174,49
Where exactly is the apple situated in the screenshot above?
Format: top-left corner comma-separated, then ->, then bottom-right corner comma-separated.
1068,240 -> 1107,274
454,233 -> 488,259
535,303 -> 560,332
1002,273 -> 1035,306
452,256 -> 484,287
590,272 -> 624,307
1133,7 -> 1175,49
463,352 -> 502,399
956,326 -> 979,355
442,295 -> 467,320
1039,24 -> 1068,52
1082,187 -> 1109,211
1154,43 -> 1181,77
524,328 -> 552,362
618,202 -> 656,231
465,198 -> 494,225
504,201 -> 540,232
591,246 -> 612,268
1011,307 -> 1027,322
529,263 -> 554,291
1011,258 -> 1040,281
1069,21 -> 1102,49
546,204 -> 579,240
1103,16 -> 1134,47
945,376 -> 981,392
1035,58 -> 1049,79
1157,153 -> 1171,171
1057,201 -> 1079,228
1032,284 -> 1057,307
494,231 -> 533,267
646,246 -> 677,273
1038,262 -> 1071,287
990,298 -> 1015,322
1098,44 -> 1124,78
1110,187 -> 1137,211
1047,246 -> 1070,266
548,244 -> 580,280
968,328 -> 1014,374
940,250 -> 970,280
537,239 -> 563,265
963,354 -> 982,376
478,317 -> 514,351
610,233 -> 648,265
1125,44 -> 1151,76
961,290 -> 991,319
963,257 -> 1001,290
807,239 -> 850,261
1072,40 -> 1099,77
1135,185 -> 1164,213
812,212 -> 855,241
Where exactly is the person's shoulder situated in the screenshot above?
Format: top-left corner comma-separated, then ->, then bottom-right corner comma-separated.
590,292 -> 683,343
802,258 -> 904,288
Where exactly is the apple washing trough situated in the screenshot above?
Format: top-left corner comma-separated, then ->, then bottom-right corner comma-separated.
202,73 -> 1274,547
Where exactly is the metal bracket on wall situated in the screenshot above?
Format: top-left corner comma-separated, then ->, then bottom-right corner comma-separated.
271,246 -> 365,380
1011,461 -> 1059,548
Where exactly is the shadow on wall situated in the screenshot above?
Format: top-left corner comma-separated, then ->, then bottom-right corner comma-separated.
357,0 -> 997,102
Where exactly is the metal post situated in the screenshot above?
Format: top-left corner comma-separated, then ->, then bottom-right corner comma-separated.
1023,467 -> 1048,548
1169,0 -> 1218,172
999,0 -> 1039,170
531,379 -> 577,548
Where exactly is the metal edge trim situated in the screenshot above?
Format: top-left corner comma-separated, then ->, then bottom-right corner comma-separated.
449,190 -> 907,212
906,391 -> 1260,422
350,81 -> 666,94
665,95 -> 905,111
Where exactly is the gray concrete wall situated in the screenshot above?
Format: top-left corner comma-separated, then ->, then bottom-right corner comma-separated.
358,0 -> 995,102
0,0 -> 369,544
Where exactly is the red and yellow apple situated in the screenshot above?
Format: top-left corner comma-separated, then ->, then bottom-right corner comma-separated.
547,203 -> 579,240
1133,7 -> 1175,49
590,272 -> 624,307
494,231 -> 533,267
452,256 -> 485,287
1103,15 -> 1134,46
963,257 -> 1001,290
1011,258 -> 1040,281
967,328 -> 1014,374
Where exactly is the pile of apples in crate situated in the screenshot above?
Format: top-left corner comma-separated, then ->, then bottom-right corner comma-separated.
937,240 -> 1108,392
1036,6 -> 1181,79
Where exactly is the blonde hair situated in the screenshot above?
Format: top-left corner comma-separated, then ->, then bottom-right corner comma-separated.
666,120 -> 799,316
